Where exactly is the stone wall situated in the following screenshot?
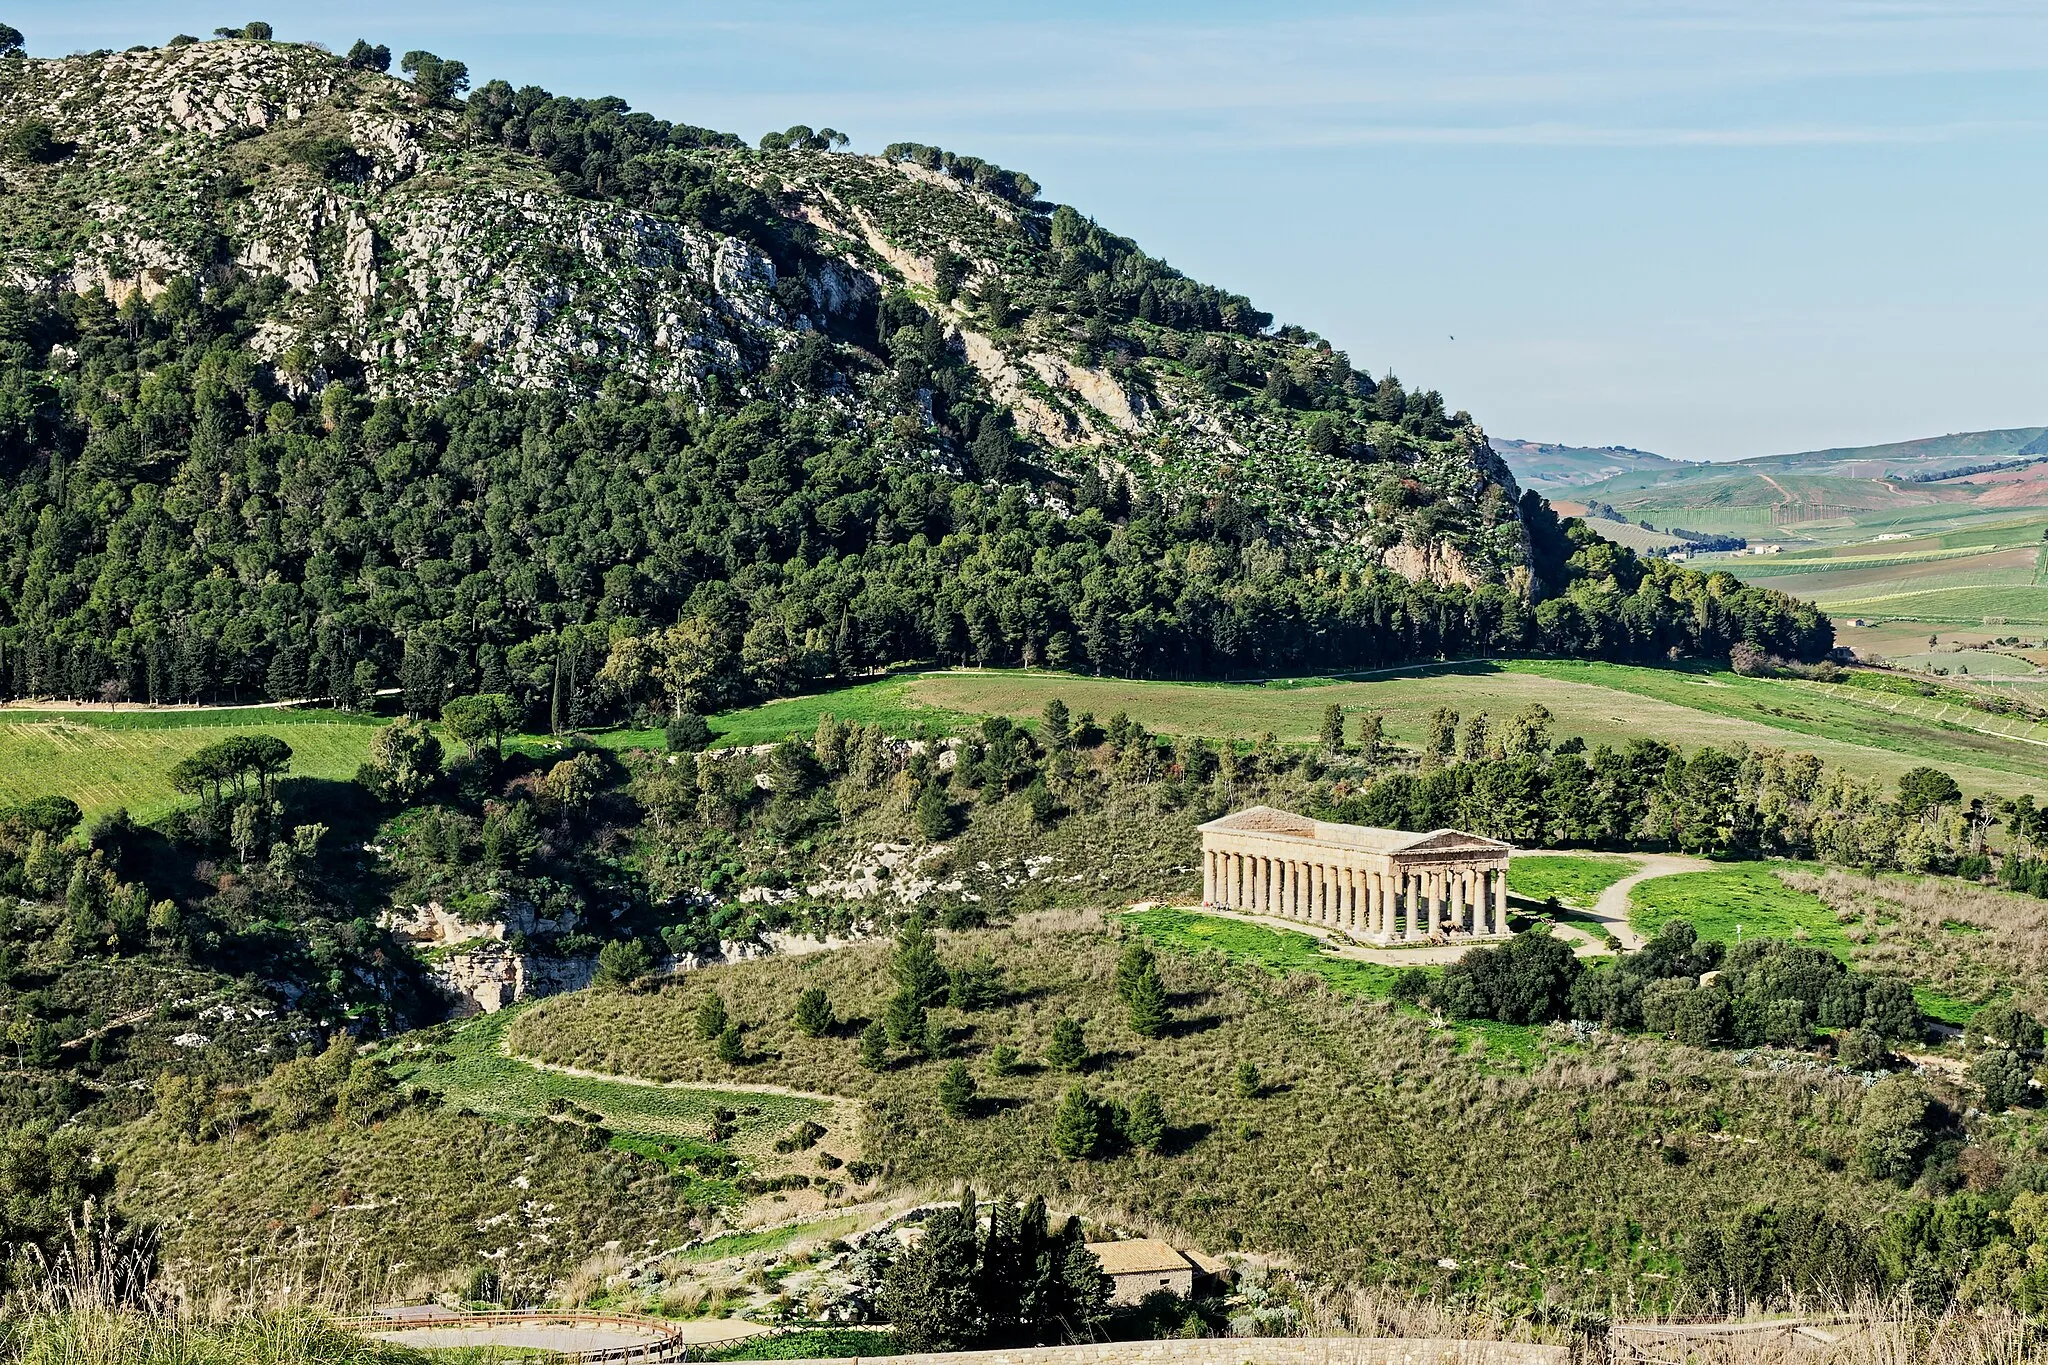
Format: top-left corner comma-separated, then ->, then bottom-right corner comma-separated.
764,1338 -> 1566,1365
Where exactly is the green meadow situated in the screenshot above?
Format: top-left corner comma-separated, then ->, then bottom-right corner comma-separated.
1627,863 -> 1846,954
1506,854 -> 1641,907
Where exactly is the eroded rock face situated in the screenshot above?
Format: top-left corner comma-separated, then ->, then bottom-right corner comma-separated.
381,898 -> 581,949
423,932 -> 856,1016
429,943 -> 598,1016
0,38 -> 1536,593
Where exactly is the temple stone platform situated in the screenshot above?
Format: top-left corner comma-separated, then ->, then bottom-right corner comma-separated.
1199,806 -> 1513,945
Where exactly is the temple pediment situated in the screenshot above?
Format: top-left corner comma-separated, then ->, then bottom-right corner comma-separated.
1198,805 -> 1515,944
1389,829 -> 1514,858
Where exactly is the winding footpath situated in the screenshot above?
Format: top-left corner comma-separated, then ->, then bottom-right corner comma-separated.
1572,852 -> 1716,951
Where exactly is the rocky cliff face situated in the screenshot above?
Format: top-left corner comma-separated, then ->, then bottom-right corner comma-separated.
0,37 -> 1530,586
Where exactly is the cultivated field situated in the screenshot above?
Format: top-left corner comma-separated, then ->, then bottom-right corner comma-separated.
0,709 -> 385,820
14,650 -> 2048,834
885,660 -> 2048,799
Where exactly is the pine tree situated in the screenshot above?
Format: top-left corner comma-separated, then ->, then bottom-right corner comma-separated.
714,1023 -> 744,1066
893,917 -> 949,1006
916,783 -> 956,841
1043,1017 -> 1086,1072
1125,961 -> 1170,1039
937,1060 -> 977,1117
1235,1060 -> 1263,1098
694,992 -> 728,1041
1114,942 -> 1154,1005
1040,697 -> 1071,751
1049,1087 -> 1105,1159
885,990 -> 928,1049
1125,1090 -> 1167,1151
792,985 -> 834,1038
859,1020 -> 890,1071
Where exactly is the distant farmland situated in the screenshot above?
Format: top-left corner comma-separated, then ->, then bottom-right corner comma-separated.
0,709 -> 384,821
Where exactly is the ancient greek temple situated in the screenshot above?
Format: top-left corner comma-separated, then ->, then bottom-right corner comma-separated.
1198,806 -> 1514,944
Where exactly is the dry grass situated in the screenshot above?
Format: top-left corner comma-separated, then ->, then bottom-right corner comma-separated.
108,1104 -> 703,1307
1782,868 -> 2048,1016
503,912 -> 1906,1313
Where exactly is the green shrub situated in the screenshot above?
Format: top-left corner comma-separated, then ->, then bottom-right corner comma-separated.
694,992 -> 729,1040
1855,1075 -> 1934,1182
1043,1018 -> 1086,1071
1970,1048 -> 2031,1113
938,1061 -> 977,1118
792,985 -> 835,1037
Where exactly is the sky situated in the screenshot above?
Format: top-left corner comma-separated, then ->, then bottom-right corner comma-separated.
29,1 -> 2048,460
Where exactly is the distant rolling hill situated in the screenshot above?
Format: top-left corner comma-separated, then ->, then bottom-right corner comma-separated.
1496,427 -> 2048,541
1488,438 -> 1691,490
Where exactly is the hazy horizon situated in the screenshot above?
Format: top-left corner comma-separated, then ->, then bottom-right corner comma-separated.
32,0 -> 2048,461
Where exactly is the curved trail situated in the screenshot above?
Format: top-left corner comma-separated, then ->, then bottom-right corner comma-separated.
497,1032 -> 849,1106
1578,853 -> 1717,950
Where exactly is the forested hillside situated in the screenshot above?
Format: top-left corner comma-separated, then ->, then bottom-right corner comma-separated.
0,31 -> 1827,715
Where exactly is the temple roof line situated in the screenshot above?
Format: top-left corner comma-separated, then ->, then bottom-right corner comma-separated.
1196,805 -> 1512,858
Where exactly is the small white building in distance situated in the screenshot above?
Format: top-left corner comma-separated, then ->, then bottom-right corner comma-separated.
1086,1238 -> 1195,1305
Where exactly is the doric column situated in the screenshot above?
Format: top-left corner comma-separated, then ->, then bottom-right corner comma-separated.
1398,871 -> 1415,941
1426,870 -> 1442,937
1231,852 -> 1243,908
1249,856 -> 1261,913
1202,849 -> 1215,906
1494,866 -> 1509,935
1482,869 -> 1496,934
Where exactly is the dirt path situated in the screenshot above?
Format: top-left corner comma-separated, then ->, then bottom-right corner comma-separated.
500,1035 -> 851,1106
1582,853 -> 1717,950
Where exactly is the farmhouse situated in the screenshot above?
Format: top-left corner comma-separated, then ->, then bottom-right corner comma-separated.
1199,806 -> 1513,945
1085,1238 -> 1196,1305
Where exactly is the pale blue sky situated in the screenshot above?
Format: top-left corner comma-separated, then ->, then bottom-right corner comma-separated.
30,2 -> 2048,459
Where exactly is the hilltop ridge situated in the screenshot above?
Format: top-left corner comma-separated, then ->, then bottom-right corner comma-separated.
0,32 -> 1829,710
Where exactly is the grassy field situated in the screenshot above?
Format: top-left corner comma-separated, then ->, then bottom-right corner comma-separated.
1627,863 -> 1846,954
391,1009 -> 831,1182
498,911 -> 1904,1306
1506,854 -> 1641,907
1124,905 -> 1409,998
0,708 -> 385,821
21,644 -> 2048,835
110,1102 -> 698,1300
885,661 -> 2048,799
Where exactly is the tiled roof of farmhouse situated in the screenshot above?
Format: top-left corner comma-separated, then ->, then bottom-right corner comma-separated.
1084,1238 -> 1193,1276
1198,806 -> 1511,855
